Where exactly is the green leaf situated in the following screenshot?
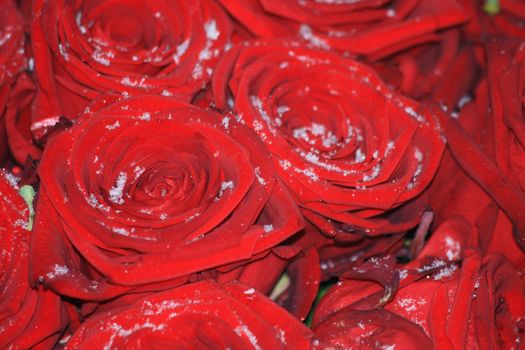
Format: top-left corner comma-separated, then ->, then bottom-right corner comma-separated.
269,273 -> 291,300
484,0 -> 500,15
19,185 -> 35,231
305,279 -> 336,328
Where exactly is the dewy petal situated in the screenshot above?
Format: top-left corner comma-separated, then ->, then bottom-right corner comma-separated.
0,0 -> 28,165
212,41 -> 445,236
311,218 -> 525,348
30,95 -> 303,302
217,0 -> 467,57
31,0 -> 232,140
0,170 -> 67,349
64,281 -> 313,349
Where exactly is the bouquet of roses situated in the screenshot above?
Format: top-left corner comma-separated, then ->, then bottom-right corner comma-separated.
1,0 -> 524,348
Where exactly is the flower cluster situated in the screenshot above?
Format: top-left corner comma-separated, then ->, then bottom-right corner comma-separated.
0,0 -> 524,348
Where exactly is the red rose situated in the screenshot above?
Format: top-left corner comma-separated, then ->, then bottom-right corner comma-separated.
432,38 -> 525,251
427,111 -> 525,268
426,38 -> 525,265
212,42 -> 445,237
64,280 -> 313,349
216,0 -> 467,58
311,218 -> 525,349
30,95 -> 303,303
4,72 -> 42,165
30,0 -> 232,139
0,0 -> 27,164
0,170 -> 67,349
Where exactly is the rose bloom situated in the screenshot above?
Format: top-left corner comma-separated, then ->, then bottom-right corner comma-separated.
431,38 -> 525,251
212,41 -> 445,238
30,0 -> 232,140
311,218 -> 525,349
0,170 -> 67,349
216,0 -> 467,58
64,280 -> 313,349
0,0 -> 27,165
30,95 -> 303,303
428,141 -> 525,270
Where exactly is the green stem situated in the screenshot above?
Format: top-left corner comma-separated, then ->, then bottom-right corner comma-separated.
305,280 -> 335,328
19,185 -> 35,231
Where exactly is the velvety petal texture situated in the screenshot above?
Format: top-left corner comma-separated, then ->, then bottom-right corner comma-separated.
31,0 -> 232,139
217,0 -> 467,58
30,95 -> 303,302
432,38 -> 525,252
0,170 -> 67,349
65,280 -> 313,349
0,1 -> 522,348
212,41 -> 445,237
0,0 -> 26,83
4,72 -> 42,164
0,0 -> 27,165
311,218 -> 525,349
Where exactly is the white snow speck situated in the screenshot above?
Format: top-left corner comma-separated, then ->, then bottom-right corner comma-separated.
433,264 -> 458,280
263,224 -> 273,233
92,50 -> 114,66
4,172 -> 19,188
362,164 -> 381,182
46,264 -> 69,279
279,159 -> 291,170
133,166 -> 145,180
172,39 -> 190,64
216,180 -> 234,200
30,116 -> 61,131
445,236 -> 461,261
298,24 -> 330,50
109,172 -> 127,204
139,112 -> 151,121
185,212 -> 200,223
105,121 -> 120,130
112,227 -> 129,236
396,297 -> 426,313
254,167 -> 267,186
222,116 -> 230,129
204,20 -> 220,40
234,325 -> 261,350
354,148 -> 366,163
